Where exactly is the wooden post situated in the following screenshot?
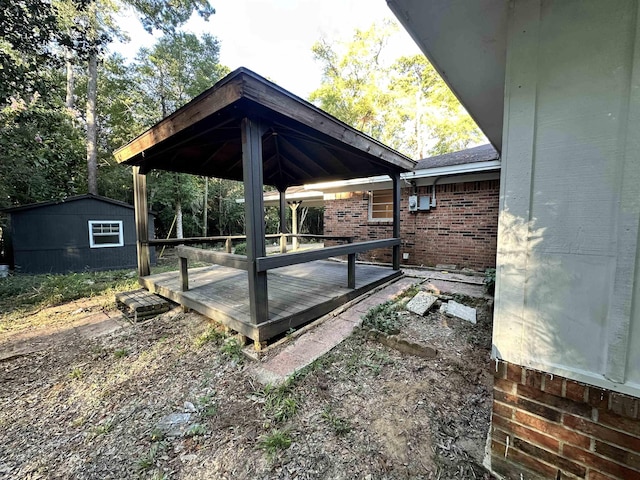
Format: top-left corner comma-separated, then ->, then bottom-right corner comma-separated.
392,173 -> 401,270
279,188 -> 287,253
347,253 -> 356,289
241,117 -> 269,325
225,237 -> 232,253
133,166 -> 151,277
289,201 -> 301,251
180,257 -> 189,291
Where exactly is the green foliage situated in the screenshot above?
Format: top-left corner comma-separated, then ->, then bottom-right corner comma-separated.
361,301 -> 400,334
194,326 -> 225,348
322,407 -> 351,436
137,442 -> 162,471
0,97 -> 86,208
69,367 -> 83,379
258,429 -> 292,458
114,348 -> 128,359
484,268 -> 496,295
0,269 -> 138,317
310,20 -> 485,158
185,423 -> 206,437
262,383 -> 298,425
233,243 -> 247,256
220,338 -> 244,363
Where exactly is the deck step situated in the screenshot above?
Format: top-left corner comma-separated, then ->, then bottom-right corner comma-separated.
115,289 -> 172,322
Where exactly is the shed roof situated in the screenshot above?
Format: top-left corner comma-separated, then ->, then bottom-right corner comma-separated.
114,68 -> 415,191
2,194 -> 136,213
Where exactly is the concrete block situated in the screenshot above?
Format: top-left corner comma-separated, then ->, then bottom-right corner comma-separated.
443,300 -> 476,324
406,292 -> 438,316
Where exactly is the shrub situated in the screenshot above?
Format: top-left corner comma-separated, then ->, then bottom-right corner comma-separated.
484,268 -> 496,295
233,242 -> 247,255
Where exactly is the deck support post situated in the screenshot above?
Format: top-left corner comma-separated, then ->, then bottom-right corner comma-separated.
348,254 -> 356,289
133,166 -> 151,277
241,117 -> 269,325
180,257 -> 189,291
392,173 -> 401,270
279,189 -> 287,253
225,237 -> 232,253
289,201 -> 301,251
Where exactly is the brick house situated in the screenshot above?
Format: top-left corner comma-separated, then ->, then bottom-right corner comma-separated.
320,144 -> 500,270
387,1 -> 640,478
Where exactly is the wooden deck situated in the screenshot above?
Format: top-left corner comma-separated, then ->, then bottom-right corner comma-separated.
140,260 -> 401,342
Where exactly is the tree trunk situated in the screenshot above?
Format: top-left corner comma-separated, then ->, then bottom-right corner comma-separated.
176,198 -> 184,239
65,47 -> 74,110
86,51 -> 98,195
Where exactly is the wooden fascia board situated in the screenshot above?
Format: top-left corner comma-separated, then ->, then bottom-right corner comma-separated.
113,79 -> 244,164
239,75 -> 416,172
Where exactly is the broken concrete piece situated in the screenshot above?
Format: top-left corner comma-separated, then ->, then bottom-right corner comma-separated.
406,292 -> 438,316
156,413 -> 192,437
443,301 -> 476,324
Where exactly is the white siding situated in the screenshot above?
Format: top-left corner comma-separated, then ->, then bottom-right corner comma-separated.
494,0 -> 640,396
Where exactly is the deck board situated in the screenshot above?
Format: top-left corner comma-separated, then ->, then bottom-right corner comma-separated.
141,260 -> 400,341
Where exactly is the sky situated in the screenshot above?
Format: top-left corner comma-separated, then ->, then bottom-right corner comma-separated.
111,0 -> 422,99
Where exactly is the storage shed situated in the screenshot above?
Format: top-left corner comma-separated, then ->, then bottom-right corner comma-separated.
3,194 -> 155,274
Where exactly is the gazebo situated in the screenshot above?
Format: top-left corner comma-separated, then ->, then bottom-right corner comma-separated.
115,68 -> 415,347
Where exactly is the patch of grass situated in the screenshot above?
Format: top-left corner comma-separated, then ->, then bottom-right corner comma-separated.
484,268 -> 496,295
197,394 -> 218,417
261,382 -> 298,425
137,442 -> 162,471
322,407 -> 351,436
399,283 -> 421,300
361,301 -> 400,334
0,269 -> 139,316
69,367 -> 83,380
91,419 -> 114,436
258,428 -> 291,458
150,429 -> 164,442
185,423 -> 206,437
194,326 -> 225,348
220,338 -> 244,362
113,348 -> 128,359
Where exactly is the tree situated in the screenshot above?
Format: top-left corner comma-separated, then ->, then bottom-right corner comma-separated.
310,20 -> 485,158
133,32 -> 229,238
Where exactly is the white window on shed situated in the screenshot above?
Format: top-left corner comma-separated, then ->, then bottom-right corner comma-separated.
369,189 -> 393,221
89,221 -> 124,248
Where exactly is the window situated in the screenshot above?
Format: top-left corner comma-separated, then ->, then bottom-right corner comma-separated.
89,221 -> 124,248
369,189 -> 393,221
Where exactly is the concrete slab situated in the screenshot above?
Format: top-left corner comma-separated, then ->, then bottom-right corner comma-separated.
443,301 -> 477,324
406,292 -> 438,316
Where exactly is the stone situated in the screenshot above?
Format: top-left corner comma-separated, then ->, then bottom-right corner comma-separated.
405,292 -> 438,316
183,401 -> 196,413
443,300 -> 476,324
156,413 -> 192,437
379,335 -> 437,358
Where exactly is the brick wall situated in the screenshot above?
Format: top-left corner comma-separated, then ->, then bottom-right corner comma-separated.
323,179 -> 499,270
490,359 -> 640,480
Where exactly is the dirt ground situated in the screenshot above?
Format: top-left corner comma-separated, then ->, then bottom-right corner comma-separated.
0,284 -> 495,479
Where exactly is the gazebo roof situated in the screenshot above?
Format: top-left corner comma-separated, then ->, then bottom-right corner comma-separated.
114,68 -> 415,190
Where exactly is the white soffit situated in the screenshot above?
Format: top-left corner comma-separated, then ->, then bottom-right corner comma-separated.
387,0 -> 508,151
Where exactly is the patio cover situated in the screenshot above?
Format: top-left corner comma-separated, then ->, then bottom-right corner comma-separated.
114,67 -> 415,190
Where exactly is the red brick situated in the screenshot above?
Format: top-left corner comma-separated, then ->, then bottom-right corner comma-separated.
494,388 -> 563,422
524,368 -> 544,390
491,414 -> 560,452
512,438 -> 586,477
543,375 -> 564,397
587,471 -> 618,480
491,440 -> 559,478
563,445 -> 640,479
588,387 -> 610,409
493,400 -> 515,419
514,410 -> 591,449
507,363 -> 524,384
494,377 -> 516,394
594,441 -> 640,470
565,381 -> 587,403
563,414 -> 640,452
518,383 -> 593,418
598,410 -> 640,437
609,393 -> 638,420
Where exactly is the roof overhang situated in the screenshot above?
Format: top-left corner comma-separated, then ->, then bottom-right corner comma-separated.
307,159 -> 501,194
387,0 -> 508,151
114,68 -> 415,190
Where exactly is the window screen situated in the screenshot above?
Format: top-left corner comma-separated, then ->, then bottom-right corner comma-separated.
89,221 -> 124,248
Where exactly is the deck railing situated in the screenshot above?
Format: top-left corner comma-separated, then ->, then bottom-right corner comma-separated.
173,235 -> 400,292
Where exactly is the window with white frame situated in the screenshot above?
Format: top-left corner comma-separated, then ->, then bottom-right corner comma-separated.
368,189 -> 393,221
89,220 -> 124,248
